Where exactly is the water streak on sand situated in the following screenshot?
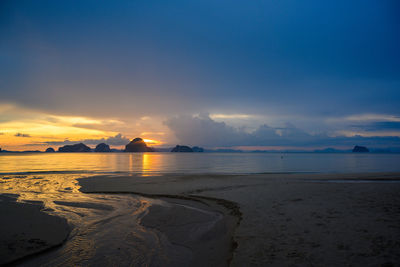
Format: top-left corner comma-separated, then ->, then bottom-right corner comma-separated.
0,174 -> 231,266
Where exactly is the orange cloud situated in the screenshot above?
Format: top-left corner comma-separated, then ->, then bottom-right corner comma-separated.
0,104 -> 173,151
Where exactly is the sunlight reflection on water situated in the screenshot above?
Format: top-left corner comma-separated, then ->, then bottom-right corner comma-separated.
0,173 -> 178,266
1,152 -> 400,175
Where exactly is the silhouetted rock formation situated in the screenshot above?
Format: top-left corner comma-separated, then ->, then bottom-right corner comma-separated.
192,146 -> 204,152
58,143 -> 91,152
125,138 -> 153,152
45,147 -> 55,153
171,145 -> 194,152
352,145 -> 369,153
94,143 -> 111,152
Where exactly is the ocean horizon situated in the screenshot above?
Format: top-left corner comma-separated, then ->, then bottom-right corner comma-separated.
1,152 -> 400,175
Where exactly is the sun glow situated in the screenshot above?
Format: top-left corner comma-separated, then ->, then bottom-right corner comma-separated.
0,104 -> 120,151
142,139 -> 162,146
0,104 -> 171,151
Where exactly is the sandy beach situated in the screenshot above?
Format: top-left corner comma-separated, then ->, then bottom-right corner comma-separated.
1,172 -> 400,266
0,174 -> 238,266
0,194 -> 70,265
4,0 -> 400,265
78,172 -> 400,266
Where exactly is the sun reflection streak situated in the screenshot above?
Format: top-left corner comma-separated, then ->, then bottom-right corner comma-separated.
141,153 -> 162,176
0,173 -> 169,266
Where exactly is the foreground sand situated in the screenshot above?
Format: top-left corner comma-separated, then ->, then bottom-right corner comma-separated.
0,194 -> 70,265
1,172 -> 400,266
0,184 -> 237,266
79,172 -> 400,266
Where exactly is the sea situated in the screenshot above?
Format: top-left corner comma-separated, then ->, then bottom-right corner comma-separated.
1,152 -> 400,175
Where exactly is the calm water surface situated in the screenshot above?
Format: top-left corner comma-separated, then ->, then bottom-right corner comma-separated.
1,152 -> 400,175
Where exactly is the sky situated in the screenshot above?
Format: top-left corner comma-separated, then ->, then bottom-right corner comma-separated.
1,0 -> 400,151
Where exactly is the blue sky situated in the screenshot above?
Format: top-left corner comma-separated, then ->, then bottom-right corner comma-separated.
1,0 -> 400,150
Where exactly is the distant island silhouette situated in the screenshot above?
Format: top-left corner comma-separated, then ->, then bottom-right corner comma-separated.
171,145 -> 193,152
95,143 -> 111,152
170,145 -> 204,152
125,138 -> 154,152
1,139 -> 398,153
58,143 -> 91,152
352,145 -> 369,153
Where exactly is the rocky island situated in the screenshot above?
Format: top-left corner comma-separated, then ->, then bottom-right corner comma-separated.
171,145 -> 193,152
171,145 -> 204,152
125,138 -> 154,152
94,143 -> 111,152
58,143 -> 91,152
352,145 -> 369,152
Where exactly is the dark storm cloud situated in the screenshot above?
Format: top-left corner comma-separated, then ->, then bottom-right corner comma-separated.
1,0 -> 399,117
165,115 -> 400,148
350,122 -> 400,132
1,0 -> 400,146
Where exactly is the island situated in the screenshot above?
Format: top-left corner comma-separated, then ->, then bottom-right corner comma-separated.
94,143 -> 111,152
171,145 -> 193,152
58,143 -> 91,152
352,145 -> 369,153
125,138 -> 154,152
171,145 -> 204,152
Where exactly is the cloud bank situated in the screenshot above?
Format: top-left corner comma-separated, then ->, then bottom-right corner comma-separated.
41,134 -> 130,147
165,114 -> 400,148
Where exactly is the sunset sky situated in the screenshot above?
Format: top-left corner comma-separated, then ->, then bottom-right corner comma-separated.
1,0 -> 400,151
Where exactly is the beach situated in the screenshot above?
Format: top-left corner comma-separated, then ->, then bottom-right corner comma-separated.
1,172 -> 400,266
4,0 -> 400,265
0,194 -> 70,264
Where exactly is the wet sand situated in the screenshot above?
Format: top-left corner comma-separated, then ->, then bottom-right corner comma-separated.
1,172 -> 400,266
0,175 -> 237,266
79,172 -> 400,266
0,194 -> 70,265
15,196 -> 237,267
